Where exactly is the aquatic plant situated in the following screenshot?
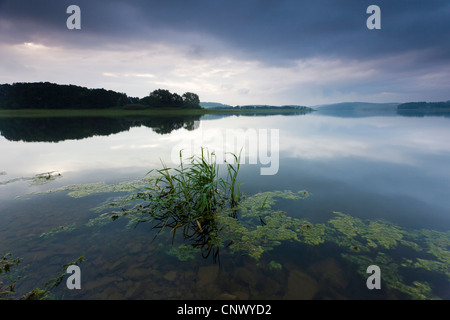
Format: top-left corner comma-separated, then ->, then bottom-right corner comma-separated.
0,171 -> 62,187
268,260 -> 282,271
364,220 -> 403,249
97,148 -> 245,262
96,149 -> 239,219
0,253 -> 84,300
38,256 -> 85,299
327,212 -> 407,251
328,211 -> 364,238
342,252 -> 440,300
18,153 -> 449,299
25,177 -> 155,199
215,190 -> 314,259
39,223 -> 76,238
167,244 -> 200,262
0,253 -> 21,300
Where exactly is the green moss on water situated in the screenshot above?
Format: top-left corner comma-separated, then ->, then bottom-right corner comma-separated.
239,190 -> 308,214
268,260 -> 282,271
328,211 -> 363,238
21,172 -> 450,299
327,212 -> 405,250
420,230 -> 450,265
25,177 -> 156,198
1,172 -> 62,187
364,221 -> 403,249
399,239 -> 422,252
412,259 -> 450,277
214,191 -> 317,259
39,223 -> 76,238
298,222 -> 327,245
167,245 -> 200,262
342,252 -> 440,300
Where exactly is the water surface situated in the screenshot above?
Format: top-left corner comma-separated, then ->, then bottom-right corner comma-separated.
0,110 -> 449,300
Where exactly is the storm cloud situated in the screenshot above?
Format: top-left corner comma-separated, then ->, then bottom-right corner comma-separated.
0,0 -> 449,105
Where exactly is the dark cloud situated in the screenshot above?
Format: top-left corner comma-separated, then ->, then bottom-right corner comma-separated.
0,0 -> 448,104
0,0 -> 448,64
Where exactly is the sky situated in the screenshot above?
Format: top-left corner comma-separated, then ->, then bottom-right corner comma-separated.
0,0 -> 449,106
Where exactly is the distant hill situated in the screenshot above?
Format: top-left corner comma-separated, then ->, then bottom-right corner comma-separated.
314,102 -> 399,110
200,102 -> 233,109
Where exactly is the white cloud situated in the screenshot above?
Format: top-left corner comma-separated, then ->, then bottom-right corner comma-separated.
0,37 -> 448,105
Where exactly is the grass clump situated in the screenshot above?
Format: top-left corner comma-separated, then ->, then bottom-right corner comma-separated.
121,148 -> 243,247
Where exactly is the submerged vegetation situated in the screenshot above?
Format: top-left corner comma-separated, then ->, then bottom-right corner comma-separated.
113,148 -> 244,261
0,253 -> 84,300
10,149 -> 450,300
0,171 -> 62,186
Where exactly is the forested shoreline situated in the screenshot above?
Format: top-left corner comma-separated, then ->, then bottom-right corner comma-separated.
397,101 -> 450,110
0,82 -> 201,110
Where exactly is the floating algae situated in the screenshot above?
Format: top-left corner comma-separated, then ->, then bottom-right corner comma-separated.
342,252 -> 440,300
21,168 -> 450,300
420,230 -> 450,265
1,171 -> 62,187
364,221 -> 404,249
411,258 -> 450,278
86,200 -> 151,230
328,211 -> 364,238
327,212 -> 406,251
213,191 -> 317,259
39,223 -> 76,238
268,260 -> 283,271
239,190 -> 309,215
25,177 -> 156,198
167,245 -> 200,262
398,229 -> 450,278
297,222 -> 327,245
216,198 -> 449,299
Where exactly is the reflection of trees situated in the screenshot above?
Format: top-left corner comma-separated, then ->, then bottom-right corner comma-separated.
140,116 -> 200,135
396,102 -> 450,118
0,115 -> 201,142
396,109 -> 450,118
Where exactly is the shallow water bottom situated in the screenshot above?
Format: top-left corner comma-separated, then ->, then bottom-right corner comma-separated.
2,191 -> 448,301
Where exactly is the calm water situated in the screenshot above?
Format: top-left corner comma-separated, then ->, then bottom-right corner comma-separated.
0,109 -> 449,300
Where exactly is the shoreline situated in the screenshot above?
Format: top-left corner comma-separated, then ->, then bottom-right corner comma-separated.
0,107 -> 314,118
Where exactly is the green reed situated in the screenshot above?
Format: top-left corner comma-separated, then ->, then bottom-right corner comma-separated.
124,148 -> 243,245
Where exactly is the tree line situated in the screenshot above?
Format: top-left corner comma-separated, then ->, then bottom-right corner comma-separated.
136,89 -> 200,109
0,82 -> 201,110
397,101 -> 450,110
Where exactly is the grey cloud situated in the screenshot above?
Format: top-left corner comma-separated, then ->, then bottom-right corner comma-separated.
0,0 -> 449,105
1,0 -> 448,65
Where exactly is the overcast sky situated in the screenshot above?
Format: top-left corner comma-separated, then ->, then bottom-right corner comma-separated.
0,0 -> 449,106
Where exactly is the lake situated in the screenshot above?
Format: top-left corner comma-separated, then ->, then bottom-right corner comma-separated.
0,109 -> 449,300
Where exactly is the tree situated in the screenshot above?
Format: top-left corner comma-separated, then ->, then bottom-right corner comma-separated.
182,92 -> 200,109
148,89 -> 174,108
0,82 -> 128,109
171,93 -> 183,108
142,89 -> 201,109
